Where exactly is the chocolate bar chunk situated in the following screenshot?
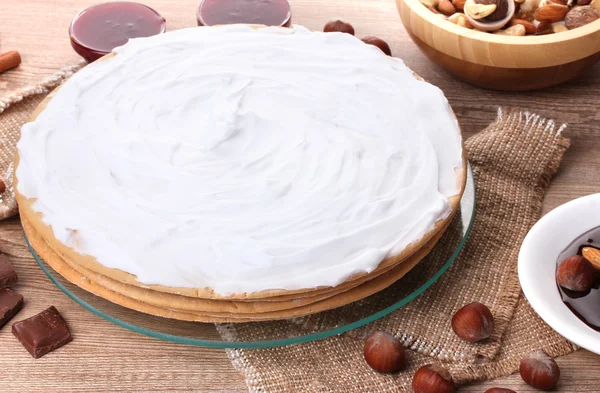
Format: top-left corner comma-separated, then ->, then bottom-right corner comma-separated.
0,288 -> 23,328
12,306 -> 72,358
0,254 -> 17,287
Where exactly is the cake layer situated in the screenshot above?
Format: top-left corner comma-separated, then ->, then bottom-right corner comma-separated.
22,214 -> 449,322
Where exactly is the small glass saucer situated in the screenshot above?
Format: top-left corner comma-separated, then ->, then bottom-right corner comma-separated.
25,164 -> 475,348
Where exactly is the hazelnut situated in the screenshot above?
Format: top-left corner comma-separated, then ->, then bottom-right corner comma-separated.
484,389 -> 517,393
556,255 -> 595,292
565,6 -> 600,29
323,20 -> 355,35
361,36 -> 392,56
412,364 -> 456,393
519,351 -> 560,390
0,178 -> 5,194
451,302 -> 494,343
363,331 -> 406,373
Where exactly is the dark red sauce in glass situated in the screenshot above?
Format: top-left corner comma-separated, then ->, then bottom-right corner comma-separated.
557,227 -> 600,332
197,0 -> 292,27
69,2 -> 166,62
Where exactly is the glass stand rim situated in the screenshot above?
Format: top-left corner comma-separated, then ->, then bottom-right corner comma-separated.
25,164 -> 476,349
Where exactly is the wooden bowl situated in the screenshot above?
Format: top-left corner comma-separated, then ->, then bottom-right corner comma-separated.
396,0 -> 600,90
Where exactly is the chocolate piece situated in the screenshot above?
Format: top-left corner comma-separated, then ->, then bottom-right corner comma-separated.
0,288 -> 23,328
0,254 -> 17,287
12,306 -> 72,358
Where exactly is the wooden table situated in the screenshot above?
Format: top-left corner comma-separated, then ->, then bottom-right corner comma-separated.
2,0 -> 600,391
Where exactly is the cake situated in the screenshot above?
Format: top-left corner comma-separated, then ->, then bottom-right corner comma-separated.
15,25 -> 465,320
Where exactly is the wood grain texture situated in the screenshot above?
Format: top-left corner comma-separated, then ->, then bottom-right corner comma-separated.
1,0 -> 600,391
407,31 -> 600,90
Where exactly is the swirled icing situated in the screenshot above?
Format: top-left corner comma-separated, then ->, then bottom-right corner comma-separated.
16,25 -> 463,295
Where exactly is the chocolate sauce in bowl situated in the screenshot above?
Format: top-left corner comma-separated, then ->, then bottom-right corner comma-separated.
557,225 -> 600,331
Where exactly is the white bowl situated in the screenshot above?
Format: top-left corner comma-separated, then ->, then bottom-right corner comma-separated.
519,193 -> 600,354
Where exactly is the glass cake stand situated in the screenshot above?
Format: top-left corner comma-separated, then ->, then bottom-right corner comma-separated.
25,165 -> 475,349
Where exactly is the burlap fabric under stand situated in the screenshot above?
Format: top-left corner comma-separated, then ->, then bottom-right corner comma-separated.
1,69 -> 576,392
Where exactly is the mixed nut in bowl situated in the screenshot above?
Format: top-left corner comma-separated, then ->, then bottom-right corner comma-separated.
396,0 -> 600,90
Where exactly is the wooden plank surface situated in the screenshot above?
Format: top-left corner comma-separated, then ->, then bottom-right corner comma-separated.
1,0 -> 600,391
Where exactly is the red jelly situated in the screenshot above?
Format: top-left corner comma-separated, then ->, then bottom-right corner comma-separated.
69,2 -> 166,62
197,0 -> 292,27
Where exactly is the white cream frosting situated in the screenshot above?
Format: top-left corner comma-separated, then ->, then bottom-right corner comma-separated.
17,25 -> 463,295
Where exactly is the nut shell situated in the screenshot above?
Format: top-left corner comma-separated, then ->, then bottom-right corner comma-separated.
412,365 -> 456,393
556,255 -> 595,292
451,302 -> 494,343
363,331 -> 406,373
519,351 -> 560,390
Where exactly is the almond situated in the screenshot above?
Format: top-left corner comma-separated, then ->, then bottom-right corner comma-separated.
453,0 -> 467,10
494,24 -> 527,35
582,247 -> 600,270
534,3 -> 569,22
508,18 -> 538,33
439,0 -> 458,15
465,0 -> 498,18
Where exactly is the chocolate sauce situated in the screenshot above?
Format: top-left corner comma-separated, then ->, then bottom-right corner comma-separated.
557,226 -> 600,331
197,0 -> 292,27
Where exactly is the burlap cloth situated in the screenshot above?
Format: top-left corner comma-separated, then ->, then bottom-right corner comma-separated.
1,69 -> 576,392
